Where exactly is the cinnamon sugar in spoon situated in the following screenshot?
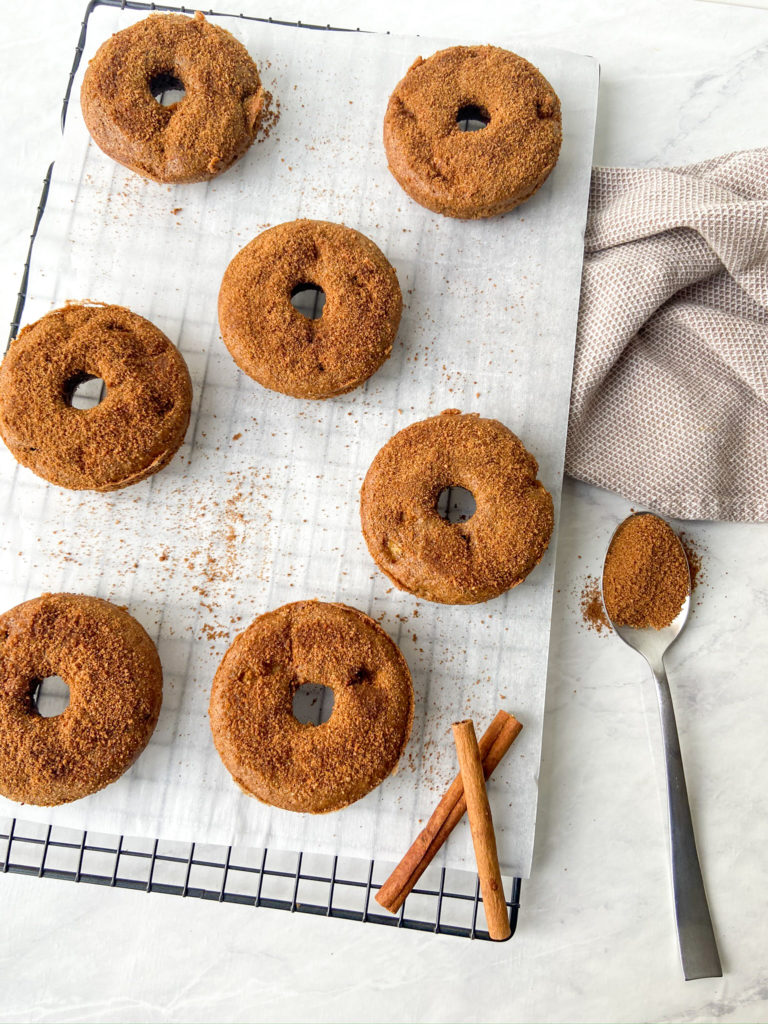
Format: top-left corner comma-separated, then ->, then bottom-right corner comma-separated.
602,512 -> 721,981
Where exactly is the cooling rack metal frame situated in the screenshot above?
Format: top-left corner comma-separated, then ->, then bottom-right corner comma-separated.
1,0 -> 522,941
0,816 -> 520,939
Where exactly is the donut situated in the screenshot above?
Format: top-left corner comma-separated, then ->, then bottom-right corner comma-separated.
383,45 -> 562,219
360,410 -> 554,604
0,303 -> 192,492
209,601 -> 414,813
0,593 -> 163,806
218,220 -> 402,400
80,12 -> 265,184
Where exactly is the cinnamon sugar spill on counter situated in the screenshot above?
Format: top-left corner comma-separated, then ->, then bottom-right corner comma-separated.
603,514 -> 689,630
579,575 -> 610,634
680,532 -> 705,592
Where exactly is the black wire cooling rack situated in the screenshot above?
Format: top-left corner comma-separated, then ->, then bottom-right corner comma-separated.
1,0 -> 522,941
0,816 -> 520,938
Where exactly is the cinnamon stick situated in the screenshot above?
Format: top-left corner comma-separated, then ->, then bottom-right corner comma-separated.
376,710 -> 522,915
452,718 -> 511,941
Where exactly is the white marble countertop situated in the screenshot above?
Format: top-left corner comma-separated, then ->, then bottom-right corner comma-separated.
1,1 -> 767,1021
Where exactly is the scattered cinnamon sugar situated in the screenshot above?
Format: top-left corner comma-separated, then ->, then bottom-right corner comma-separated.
680,532 -> 705,591
579,575 -> 610,634
603,514 -> 689,630
257,89 -> 280,140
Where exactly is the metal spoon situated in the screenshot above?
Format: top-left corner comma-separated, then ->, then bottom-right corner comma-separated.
602,513 -> 722,981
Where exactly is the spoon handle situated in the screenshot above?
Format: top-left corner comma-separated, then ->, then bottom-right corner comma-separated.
652,660 -> 722,980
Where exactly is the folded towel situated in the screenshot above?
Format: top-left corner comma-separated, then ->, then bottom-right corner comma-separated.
566,148 -> 768,521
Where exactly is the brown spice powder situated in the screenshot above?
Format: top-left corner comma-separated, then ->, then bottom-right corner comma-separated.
579,574 -> 610,634
680,533 -> 704,591
603,514 -> 689,630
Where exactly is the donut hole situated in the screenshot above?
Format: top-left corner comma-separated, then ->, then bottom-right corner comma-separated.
150,72 -> 186,107
290,283 -> 326,321
31,675 -> 70,718
292,682 -> 334,726
457,104 -> 490,132
436,485 -> 477,523
63,372 -> 107,410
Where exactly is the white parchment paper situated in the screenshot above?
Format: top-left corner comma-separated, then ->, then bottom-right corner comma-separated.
0,5 -> 598,877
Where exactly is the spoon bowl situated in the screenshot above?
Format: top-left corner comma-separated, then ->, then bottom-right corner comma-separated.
602,512 -> 721,981
604,511 -> 691,673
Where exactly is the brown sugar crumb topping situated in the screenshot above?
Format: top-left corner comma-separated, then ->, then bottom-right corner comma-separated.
603,514 -> 689,630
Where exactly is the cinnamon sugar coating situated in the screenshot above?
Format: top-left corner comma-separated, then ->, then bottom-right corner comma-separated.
603,514 -> 690,630
209,601 -> 414,814
383,45 -> 562,219
80,12 -> 264,184
218,220 -> 402,399
0,303 -> 192,491
361,410 -> 554,604
0,593 -> 162,806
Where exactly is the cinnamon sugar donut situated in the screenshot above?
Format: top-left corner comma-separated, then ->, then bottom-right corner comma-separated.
218,220 -> 402,399
361,410 -> 554,604
383,45 -> 562,219
0,593 -> 162,806
0,303 -> 192,492
209,601 -> 413,813
81,12 -> 265,184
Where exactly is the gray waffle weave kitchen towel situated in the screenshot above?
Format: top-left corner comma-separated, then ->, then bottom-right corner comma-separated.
565,148 -> 768,521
